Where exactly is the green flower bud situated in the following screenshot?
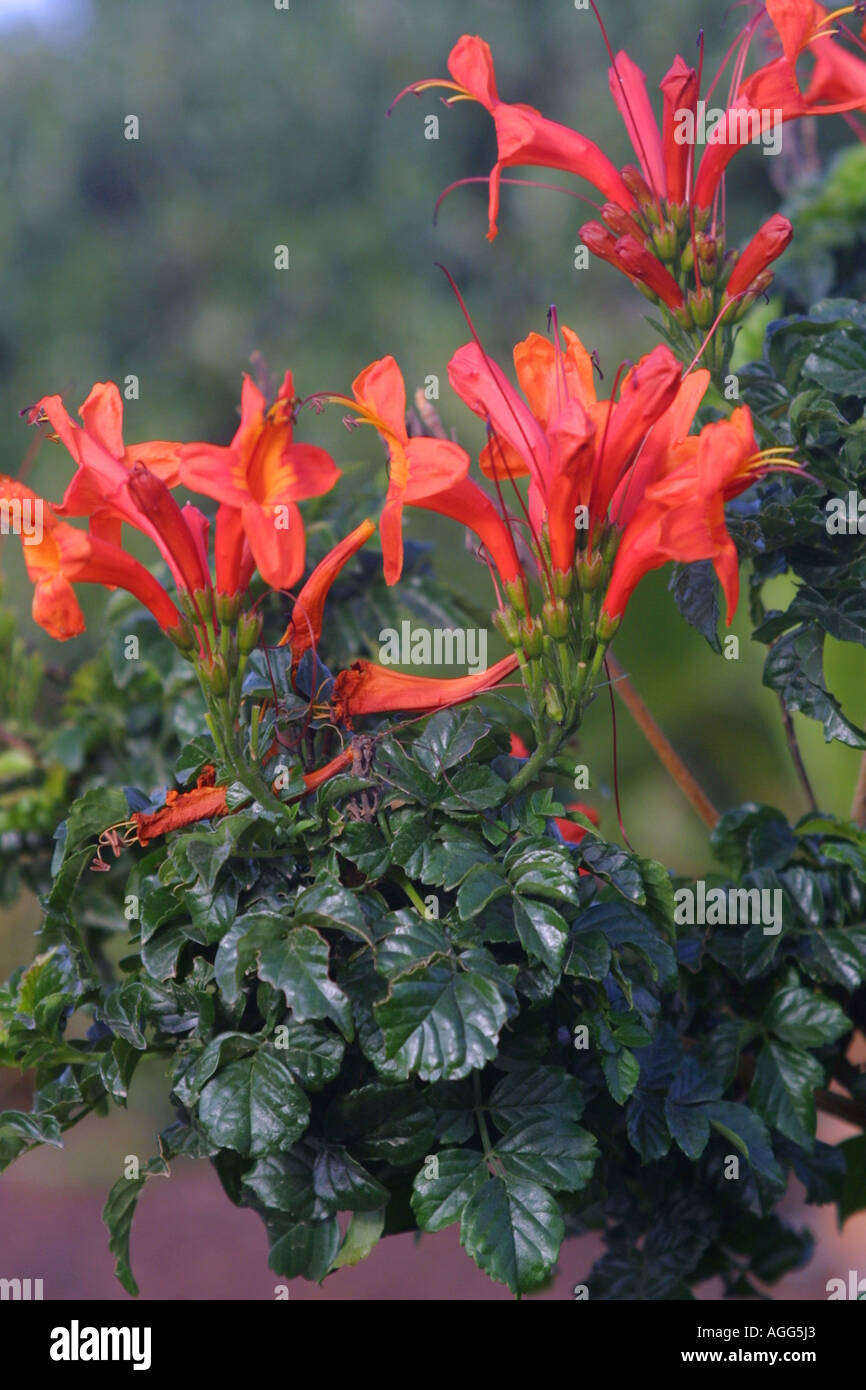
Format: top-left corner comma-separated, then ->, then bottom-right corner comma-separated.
577,551 -> 604,592
493,606 -> 521,646
542,597 -> 569,640
596,610 -> 621,644
215,591 -> 242,626
237,610 -> 264,654
543,682 -> 565,724
519,616 -> 544,659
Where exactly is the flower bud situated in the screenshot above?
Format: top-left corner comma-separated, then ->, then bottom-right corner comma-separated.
553,567 -> 574,600
596,610 -> 621,644
543,683 -> 564,724
503,578 -> 527,616
207,653 -> 230,695
519,616 -> 544,659
215,591 -> 242,626
237,610 -> 264,654
493,606 -> 521,646
542,597 -> 569,640
166,615 -> 197,654
577,551 -> 604,592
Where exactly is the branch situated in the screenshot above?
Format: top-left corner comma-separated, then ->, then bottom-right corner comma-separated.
604,652 -> 719,830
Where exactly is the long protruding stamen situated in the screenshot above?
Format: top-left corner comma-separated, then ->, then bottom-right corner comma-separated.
485,422 -> 550,602
386,78 -> 469,117
433,175 -> 604,226
588,0 -> 665,215
435,262 -> 550,486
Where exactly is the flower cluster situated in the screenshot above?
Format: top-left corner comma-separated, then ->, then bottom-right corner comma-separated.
394,4 -> 866,372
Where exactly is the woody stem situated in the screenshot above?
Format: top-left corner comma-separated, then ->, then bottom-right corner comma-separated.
605,651 -> 719,830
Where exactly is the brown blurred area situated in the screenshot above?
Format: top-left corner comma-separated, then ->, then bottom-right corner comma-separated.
0,1102 -> 863,1301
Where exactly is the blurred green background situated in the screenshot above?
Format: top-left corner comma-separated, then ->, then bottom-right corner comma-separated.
1,0 -> 864,1299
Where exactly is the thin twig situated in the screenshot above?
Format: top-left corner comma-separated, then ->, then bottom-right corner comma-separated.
605,651 -> 719,830
778,694 -> 818,813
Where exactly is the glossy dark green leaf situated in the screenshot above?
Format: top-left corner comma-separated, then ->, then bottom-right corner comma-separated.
258,924 -> 354,1040
197,1046 -> 310,1156
460,1176 -> 563,1295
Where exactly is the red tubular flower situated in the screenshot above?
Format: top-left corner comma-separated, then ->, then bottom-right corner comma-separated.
610,235 -> 686,310
180,371 -> 340,591
132,767 -> 229,845
724,213 -> 794,301
333,652 -> 520,720
409,477 -> 524,586
278,518 -> 376,659
448,326 -> 683,587
126,465 -> 212,597
607,51 -> 666,199
32,382 -> 182,549
214,504 -> 255,596
0,476 -> 183,641
601,407 -> 781,627
393,34 -> 636,240
660,56 -> 699,204
320,356 -> 471,585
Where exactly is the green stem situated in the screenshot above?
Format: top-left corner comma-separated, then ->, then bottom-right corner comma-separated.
392,868 -> 429,918
472,1071 -> 495,1162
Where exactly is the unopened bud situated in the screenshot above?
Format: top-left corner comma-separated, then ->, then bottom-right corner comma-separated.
166,615 -> 196,654
237,610 -> 264,654
503,578 -> 527,616
493,606 -> 521,646
207,653 -> 230,695
553,567 -> 574,600
542,597 -> 569,640
651,223 -> 677,261
543,683 -> 565,724
215,591 -> 242,626
519,616 -> 544,659
596,610 -> 621,644
577,552 -> 604,592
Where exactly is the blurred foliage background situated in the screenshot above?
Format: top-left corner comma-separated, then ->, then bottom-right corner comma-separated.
0,0 -> 864,1023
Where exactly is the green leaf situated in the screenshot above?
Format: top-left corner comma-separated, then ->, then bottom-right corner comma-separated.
602,1047 -> 641,1104
374,959 -> 509,1082
266,1214 -> 340,1281
102,1156 -> 169,1297
460,1177 -> 564,1295
488,1066 -> 583,1131
411,1149 -> 488,1231
198,1046 -> 310,1157
274,1020 -> 344,1091
704,1101 -> 783,1185
497,1118 -> 597,1192
437,764 -> 506,812
326,1084 -> 436,1166
748,1041 -> 824,1147
838,1134 -> 866,1223
456,864 -> 510,921
563,928 -> 611,981
669,560 -> 722,653
294,879 -> 370,941
258,924 -> 354,1040
512,897 -> 568,974
763,625 -> 866,747
764,985 -> 850,1048
330,1207 -> 386,1269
